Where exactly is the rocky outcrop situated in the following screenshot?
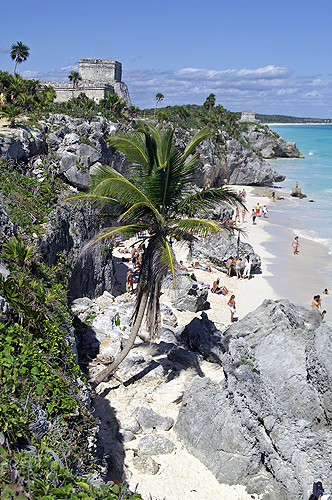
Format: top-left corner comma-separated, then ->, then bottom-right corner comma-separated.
224,138 -> 285,184
242,125 -> 304,159
0,126 -> 46,162
162,272 -> 210,313
192,232 -> 261,273
173,128 -> 285,187
38,199 -> 115,301
174,299 -> 332,500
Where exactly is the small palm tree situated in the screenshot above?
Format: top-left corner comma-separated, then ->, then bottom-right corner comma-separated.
68,122 -> 243,386
154,92 -> 164,118
204,93 -> 216,114
68,71 -> 82,96
10,42 -> 30,74
1,104 -> 23,127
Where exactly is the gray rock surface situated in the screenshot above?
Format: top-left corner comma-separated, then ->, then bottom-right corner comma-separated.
242,125 -> 304,159
0,203 -> 16,242
132,455 -> 160,474
174,299 -> 332,500
224,138 -> 285,184
136,407 -> 174,433
192,232 -> 261,273
38,201 -> 115,301
137,434 -> 176,455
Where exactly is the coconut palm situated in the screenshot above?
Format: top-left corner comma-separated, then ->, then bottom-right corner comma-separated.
154,92 -> 164,118
68,121 -> 243,386
10,42 -> 30,74
68,71 -> 82,97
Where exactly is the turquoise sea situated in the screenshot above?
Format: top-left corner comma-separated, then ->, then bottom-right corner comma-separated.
261,124 -> 332,313
268,124 -> 332,252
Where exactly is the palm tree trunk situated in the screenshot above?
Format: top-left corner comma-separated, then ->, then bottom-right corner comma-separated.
88,291 -> 149,388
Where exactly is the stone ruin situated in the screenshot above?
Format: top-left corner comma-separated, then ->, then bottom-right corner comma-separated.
240,110 -> 257,122
42,58 -> 132,106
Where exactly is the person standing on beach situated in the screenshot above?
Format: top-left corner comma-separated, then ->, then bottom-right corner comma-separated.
226,256 -> 233,277
256,203 -> 260,217
235,258 -> 242,280
243,255 -> 252,280
262,205 -> 268,218
242,207 -> 246,223
251,209 -> 256,225
272,191 -> 276,203
228,295 -> 236,323
292,236 -> 300,255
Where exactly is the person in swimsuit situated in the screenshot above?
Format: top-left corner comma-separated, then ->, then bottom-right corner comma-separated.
235,258 -> 242,280
226,257 -> 233,277
312,295 -> 321,309
251,209 -> 256,225
212,278 -> 229,295
228,295 -> 236,323
292,236 -> 300,255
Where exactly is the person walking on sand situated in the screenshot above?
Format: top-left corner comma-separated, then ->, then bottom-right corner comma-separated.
272,191 -> 276,203
228,295 -> 236,323
235,208 -> 241,223
256,203 -> 260,217
242,207 -> 246,223
251,209 -> 256,225
292,236 -> 300,255
262,205 -> 268,218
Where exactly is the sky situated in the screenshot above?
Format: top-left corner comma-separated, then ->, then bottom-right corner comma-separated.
1,0 -> 332,118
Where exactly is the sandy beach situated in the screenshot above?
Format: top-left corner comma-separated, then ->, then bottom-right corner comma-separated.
107,184 -> 330,500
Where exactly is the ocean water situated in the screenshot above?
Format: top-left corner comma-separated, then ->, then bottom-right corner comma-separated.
268,124 -> 332,254
261,124 -> 332,312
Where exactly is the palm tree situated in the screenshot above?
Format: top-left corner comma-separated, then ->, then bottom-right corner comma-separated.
10,42 -> 30,74
67,122 -> 243,387
204,93 -> 216,114
68,71 -> 82,96
154,92 -> 164,118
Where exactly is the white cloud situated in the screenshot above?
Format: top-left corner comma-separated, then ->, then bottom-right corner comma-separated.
21,64 -> 78,82
19,62 -> 332,117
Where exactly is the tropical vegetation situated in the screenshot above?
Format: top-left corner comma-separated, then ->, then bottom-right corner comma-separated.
67,121 -> 243,386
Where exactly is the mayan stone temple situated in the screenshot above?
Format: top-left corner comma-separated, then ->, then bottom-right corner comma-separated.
43,58 -> 132,106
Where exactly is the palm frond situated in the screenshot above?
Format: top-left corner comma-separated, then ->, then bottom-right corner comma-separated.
82,224 -> 149,251
176,187 -> 244,217
106,132 -> 149,170
173,218 -> 221,238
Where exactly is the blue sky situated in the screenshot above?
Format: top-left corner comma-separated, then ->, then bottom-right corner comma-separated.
1,0 -> 332,117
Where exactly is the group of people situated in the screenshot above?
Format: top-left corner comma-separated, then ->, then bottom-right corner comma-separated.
225,255 -> 252,280
251,203 -> 268,225
123,245 -> 145,293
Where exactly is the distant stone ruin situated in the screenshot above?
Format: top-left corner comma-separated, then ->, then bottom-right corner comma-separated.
240,110 -> 257,123
43,58 -> 132,106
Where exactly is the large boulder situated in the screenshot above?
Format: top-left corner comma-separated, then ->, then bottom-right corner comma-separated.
242,125 -> 304,159
163,273 -> 210,312
192,232 -> 261,273
224,139 -> 285,184
0,127 -> 46,162
174,299 -> 332,500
